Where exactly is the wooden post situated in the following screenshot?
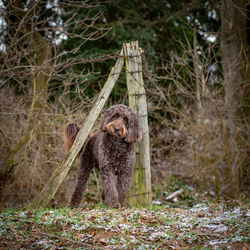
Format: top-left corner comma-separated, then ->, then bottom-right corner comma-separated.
30,50 -> 124,208
123,41 -> 152,206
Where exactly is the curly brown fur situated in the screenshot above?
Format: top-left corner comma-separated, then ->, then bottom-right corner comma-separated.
64,104 -> 142,208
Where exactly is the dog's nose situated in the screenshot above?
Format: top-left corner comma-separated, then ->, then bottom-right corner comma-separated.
114,126 -> 120,132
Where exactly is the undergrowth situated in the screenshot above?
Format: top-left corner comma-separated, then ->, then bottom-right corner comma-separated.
0,202 -> 249,249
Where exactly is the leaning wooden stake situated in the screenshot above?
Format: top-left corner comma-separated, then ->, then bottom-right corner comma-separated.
123,41 -> 152,206
30,50 -> 124,208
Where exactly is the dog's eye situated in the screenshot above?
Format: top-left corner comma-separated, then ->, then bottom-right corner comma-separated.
112,114 -> 119,120
123,117 -> 128,124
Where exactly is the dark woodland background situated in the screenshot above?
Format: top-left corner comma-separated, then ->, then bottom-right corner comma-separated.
0,0 -> 249,208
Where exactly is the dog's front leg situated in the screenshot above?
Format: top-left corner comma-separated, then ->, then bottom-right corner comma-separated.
117,168 -> 133,207
100,168 -> 120,208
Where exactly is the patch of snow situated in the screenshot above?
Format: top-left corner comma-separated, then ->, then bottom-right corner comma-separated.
149,231 -> 172,241
137,245 -> 151,250
19,212 -> 26,218
212,216 -> 224,223
231,235 -> 248,242
190,204 -> 210,213
119,223 -> 130,230
209,239 -> 229,246
173,197 -> 179,203
232,207 -> 241,214
152,200 -> 162,205
202,223 -> 228,232
214,225 -> 228,233
128,235 -> 138,244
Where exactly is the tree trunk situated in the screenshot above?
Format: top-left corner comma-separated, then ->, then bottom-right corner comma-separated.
220,0 -> 250,197
1,1 -> 51,193
30,31 -> 51,111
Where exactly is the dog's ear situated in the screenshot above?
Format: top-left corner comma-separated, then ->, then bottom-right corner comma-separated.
100,108 -> 113,131
124,113 -> 142,143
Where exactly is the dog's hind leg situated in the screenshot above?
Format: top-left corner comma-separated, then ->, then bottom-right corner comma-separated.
69,146 -> 95,208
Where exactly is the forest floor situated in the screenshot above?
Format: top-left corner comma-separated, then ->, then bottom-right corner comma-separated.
0,202 -> 249,249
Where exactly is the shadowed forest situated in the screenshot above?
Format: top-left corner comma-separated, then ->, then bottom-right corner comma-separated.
0,0 -> 249,248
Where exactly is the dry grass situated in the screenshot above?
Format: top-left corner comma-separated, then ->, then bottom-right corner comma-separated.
0,86 -> 93,207
148,41 -> 249,200
0,0 -> 112,208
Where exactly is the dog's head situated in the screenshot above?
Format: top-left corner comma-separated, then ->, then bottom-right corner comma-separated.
100,104 -> 142,143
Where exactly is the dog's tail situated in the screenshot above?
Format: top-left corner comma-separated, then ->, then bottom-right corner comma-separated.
63,123 -> 80,151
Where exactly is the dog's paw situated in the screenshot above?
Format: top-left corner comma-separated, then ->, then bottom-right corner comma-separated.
105,200 -> 120,209
112,202 -> 121,209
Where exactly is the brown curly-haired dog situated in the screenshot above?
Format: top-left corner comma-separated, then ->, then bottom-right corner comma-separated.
64,104 -> 142,208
